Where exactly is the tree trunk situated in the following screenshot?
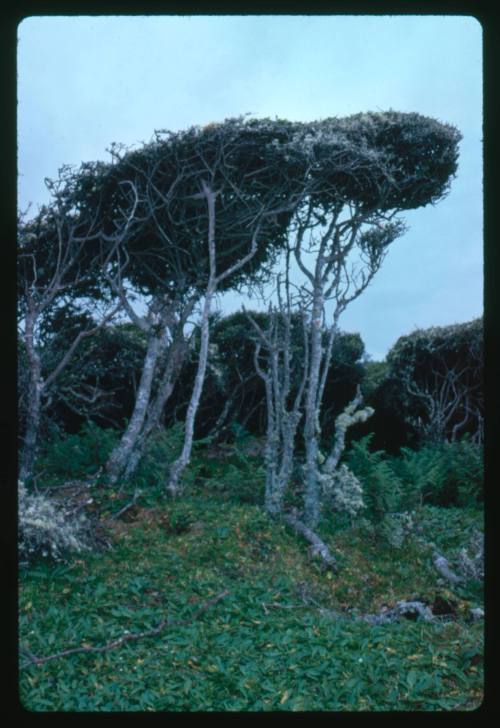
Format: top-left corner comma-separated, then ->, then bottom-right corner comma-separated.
120,337 -> 188,481
19,312 -> 43,483
105,325 -> 166,486
303,290 -> 324,528
167,286 -> 214,495
270,411 -> 302,517
166,179 -> 260,496
19,379 -> 43,484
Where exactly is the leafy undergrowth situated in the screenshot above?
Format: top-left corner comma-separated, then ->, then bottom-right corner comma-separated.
19,498 -> 484,712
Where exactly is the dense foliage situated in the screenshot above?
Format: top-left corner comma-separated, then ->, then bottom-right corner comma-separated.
168,312 -> 367,442
346,434 -> 483,518
384,318 -> 483,445
66,117 -> 312,297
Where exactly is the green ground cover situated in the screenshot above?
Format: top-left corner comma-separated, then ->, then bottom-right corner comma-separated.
19,494 -> 483,712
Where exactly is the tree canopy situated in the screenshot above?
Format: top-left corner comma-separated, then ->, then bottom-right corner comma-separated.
53,112 -> 461,299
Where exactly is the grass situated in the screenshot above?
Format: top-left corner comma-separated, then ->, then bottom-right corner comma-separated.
19,493 -> 484,712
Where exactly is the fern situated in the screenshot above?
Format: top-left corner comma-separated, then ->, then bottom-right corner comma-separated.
346,435 -> 402,523
393,439 -> 483,507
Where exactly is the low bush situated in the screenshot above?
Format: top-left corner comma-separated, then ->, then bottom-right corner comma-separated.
185,425 -> 266,504
18,482 -> 93,566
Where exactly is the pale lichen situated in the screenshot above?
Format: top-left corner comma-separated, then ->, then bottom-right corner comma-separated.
18,481 -> 91,565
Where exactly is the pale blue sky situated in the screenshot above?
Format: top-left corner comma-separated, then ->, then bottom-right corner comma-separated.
17,15 -> 483,360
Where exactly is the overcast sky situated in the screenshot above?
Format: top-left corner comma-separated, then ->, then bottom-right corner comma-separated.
17,14 -> 483,360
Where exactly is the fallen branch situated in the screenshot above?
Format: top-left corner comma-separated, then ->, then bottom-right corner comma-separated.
20,590 -> 229,670
432,551 -> 463,585
264,594 -> 481,625
361,600 -> 435,625
283,509 -> 338,571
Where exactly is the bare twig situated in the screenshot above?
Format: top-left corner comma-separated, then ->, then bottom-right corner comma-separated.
20,590 -> 229,670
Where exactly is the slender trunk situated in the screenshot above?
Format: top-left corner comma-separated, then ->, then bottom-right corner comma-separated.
167,181 -> 222,496
166,179 -> 260,496
260,349 -> 304,517
278,413 -> 301,487
19,312 -> 43,483
167,285 -> 214,495
105,325 -> 166,486
263,370 -> 280,516
208,394 -> 235,441
303,289 -> 324,528
265,411 -> 302,517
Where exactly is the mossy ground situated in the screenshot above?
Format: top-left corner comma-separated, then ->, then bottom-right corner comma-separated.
19,486 -> 483,712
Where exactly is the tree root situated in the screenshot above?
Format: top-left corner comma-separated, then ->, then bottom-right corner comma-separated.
20,590 -> 229,670
279,513 -> 482,624
283,509 -> 338,572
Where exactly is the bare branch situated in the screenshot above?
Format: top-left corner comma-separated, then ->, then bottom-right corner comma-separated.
20,590 -> 229,670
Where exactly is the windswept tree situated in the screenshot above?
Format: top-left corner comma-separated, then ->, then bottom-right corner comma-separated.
70,117 -> 315,490
250,111 -> 462,530
17,166 -> 136,482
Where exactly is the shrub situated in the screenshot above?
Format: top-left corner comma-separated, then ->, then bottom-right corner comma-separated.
18,482 -> 92,565
36,422 -> 118,485
188,426 -> 266,505
378,511 -> 415,549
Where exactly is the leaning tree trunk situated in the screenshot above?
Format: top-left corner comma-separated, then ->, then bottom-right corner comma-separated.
105,325 -> 167,487
283,508 -> 338,571
166,179 -> 262,496
121,337 -> 189,482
